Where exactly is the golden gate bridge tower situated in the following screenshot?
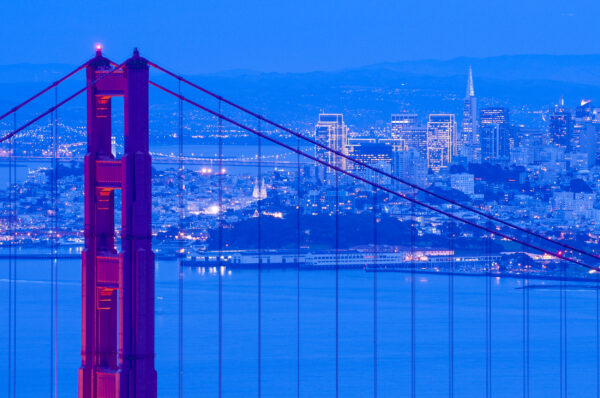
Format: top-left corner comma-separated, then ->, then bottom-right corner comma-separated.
79,47 -> 157,398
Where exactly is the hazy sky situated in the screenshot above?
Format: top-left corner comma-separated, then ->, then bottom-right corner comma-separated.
1,0 -> 598,73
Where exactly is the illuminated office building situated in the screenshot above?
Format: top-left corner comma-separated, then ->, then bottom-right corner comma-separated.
315,113 -> 348,172
427,114 -> 456,172
548,98 -> 572,149
460,66 -> 478,160
480,107 -> 510,161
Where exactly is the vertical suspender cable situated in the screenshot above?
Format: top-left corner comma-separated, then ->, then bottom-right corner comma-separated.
595,266 -> 600,398
485,222 -> 492,398
217,99 -> 223,398
12,112 -> 17,398
522,243 -> 530,398
449,219 -> 455,398
51,86 -> 59,398
486,221 -> 492,398
410,198 -> 416,398
257,119 -> 262,398
526,248 -> 530,398
522,246 -> 526,398
49,108 -> 54,398
372,187 -> 378,398
7,113 -> 14,398
560,257 -> 564,398
177,80 -> 184,398
335,170 -> 339,398
296,134 -> 301,398
54,87 -> 59,398
564,257 -> 568,397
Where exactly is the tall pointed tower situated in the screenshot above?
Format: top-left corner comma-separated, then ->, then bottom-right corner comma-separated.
459,66 -> 479,162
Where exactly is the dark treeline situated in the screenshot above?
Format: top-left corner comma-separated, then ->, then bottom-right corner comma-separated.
205,212 -> 506,253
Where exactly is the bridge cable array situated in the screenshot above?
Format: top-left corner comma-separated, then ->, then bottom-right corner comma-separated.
145,79 -> 596,271
146,61 -> 600,264
1,60 -> 598,270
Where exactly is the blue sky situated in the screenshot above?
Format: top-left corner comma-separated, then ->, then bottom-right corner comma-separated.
1,0 -> 598,73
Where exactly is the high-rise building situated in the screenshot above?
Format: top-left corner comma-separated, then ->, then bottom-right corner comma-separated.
403,125 -> 428,157
548,98 -> 572,149
480,124 -> 500,161
348,142 -> 394,184
391,113 -> 418,139
480,107 -> 510,161
315,113 -> 348,172
427,114 -> 456,172
393,148 -> 428,188
460,66 -> 478,161
573,99 -> 597,167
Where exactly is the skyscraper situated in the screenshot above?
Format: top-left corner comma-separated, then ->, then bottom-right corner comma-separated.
348,142 -> 394,185
573,99 -> 597,167
391,112 -> 418,139
390,112 -> 426,155
480,107 -> 510,161
427,114 -> 456,172
315,113 -> 348,172
460,66 -> 478,161
548,98 -> 572,149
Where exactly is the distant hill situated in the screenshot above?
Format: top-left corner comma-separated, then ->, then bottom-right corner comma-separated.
362,54 -> 600,86
1,55 -> 600,129
0,63 -> 79,84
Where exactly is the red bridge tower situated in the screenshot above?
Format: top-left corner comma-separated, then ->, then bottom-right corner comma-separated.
79,48 -> 157,398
